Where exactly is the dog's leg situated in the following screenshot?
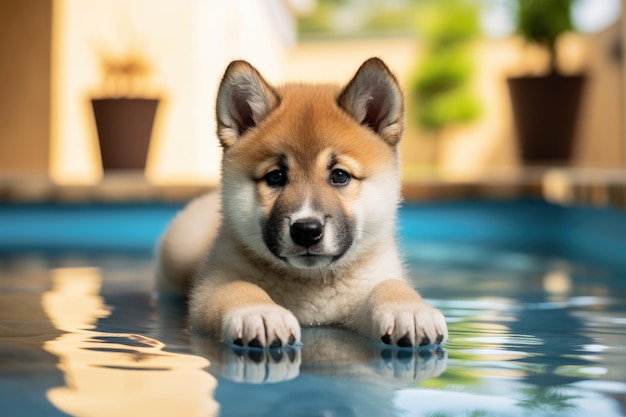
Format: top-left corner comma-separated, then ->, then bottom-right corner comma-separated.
356,280 -> 448,347
190,280 -> 301,348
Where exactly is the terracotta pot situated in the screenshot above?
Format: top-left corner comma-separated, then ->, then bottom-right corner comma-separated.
91,98 -> 159,171
507,74 -> 586,164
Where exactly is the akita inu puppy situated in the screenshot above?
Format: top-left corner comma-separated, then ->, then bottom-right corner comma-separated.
157,58 -> 448,349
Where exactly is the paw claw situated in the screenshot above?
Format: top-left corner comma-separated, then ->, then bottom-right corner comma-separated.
248,338 -> 262,348
419,335 -> 431,347
397,334 -> 412,347
381,334 -> 392,345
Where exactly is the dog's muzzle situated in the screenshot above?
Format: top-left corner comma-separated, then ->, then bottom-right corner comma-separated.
262,209 -> 354,270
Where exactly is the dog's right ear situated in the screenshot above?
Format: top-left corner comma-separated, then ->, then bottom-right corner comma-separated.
216,61 -> 280,148
338,57 -> 404,147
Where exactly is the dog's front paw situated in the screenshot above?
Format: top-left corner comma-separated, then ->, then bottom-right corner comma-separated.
373,302 -> 447,347
222,304 -> 301,348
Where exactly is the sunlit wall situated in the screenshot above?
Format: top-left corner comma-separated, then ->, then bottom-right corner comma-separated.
50,0 -> 298,185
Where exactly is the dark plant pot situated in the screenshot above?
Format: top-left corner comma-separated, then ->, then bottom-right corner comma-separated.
507,74 -> 586,165
91,98 -> 159,171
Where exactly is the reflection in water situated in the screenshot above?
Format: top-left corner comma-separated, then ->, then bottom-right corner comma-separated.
192,327 -> 447,385
543,268 -> 572,298
41,267 -> 219,417
191,327 -> 447,417
404,243 -> 626,417
2,249 -> 625,417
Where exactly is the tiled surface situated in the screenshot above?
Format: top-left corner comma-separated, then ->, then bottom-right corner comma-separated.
0,173 -> 213,203
402,168 -> 626,208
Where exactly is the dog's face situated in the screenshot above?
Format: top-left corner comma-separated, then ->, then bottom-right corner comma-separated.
216,58 -> 404,272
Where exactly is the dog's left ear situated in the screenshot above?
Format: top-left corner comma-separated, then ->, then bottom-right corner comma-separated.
338,57 -> 404,146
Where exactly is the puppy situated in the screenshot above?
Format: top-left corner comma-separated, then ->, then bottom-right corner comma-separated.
157,58 -> 448,349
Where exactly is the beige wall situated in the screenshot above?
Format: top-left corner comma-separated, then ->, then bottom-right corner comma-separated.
0,0 -> 52,174
575,24 -> 624,168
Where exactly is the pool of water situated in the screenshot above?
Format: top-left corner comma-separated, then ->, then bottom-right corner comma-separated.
1,200 -> 626,416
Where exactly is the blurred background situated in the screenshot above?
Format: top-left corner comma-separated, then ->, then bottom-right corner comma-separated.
0,0 -> 624,201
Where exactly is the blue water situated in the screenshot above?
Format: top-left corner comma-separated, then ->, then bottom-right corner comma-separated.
1,200 -> 626,416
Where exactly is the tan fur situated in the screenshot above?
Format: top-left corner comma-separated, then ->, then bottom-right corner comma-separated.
157,58 -> 448,348
156,192 -> 220,294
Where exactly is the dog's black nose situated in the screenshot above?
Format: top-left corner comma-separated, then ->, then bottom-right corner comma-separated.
290,219 -> 323,248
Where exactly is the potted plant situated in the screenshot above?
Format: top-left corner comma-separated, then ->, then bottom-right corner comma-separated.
410,0 -> 482,165
91,48 -> 160,172
508,0 -> 585,164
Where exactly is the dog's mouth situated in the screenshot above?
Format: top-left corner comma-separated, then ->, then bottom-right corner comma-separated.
272,247 -> 344,270
264,242 -> 336,270
286,253 -> 335,269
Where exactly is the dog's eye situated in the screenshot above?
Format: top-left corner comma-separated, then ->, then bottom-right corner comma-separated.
329,168 -> 351,186
265,169 -> 287,187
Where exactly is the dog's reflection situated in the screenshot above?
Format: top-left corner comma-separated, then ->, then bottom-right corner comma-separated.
191,327 -> 446,416
191,327 -> 447,385
199,341 -> 302,384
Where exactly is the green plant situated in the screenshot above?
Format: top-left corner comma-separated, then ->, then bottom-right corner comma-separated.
296,0 -> 423,39
514,0 -> 574,74
410,0 -> 481,145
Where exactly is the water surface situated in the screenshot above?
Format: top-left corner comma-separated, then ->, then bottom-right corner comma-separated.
1,201 -> 626,416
